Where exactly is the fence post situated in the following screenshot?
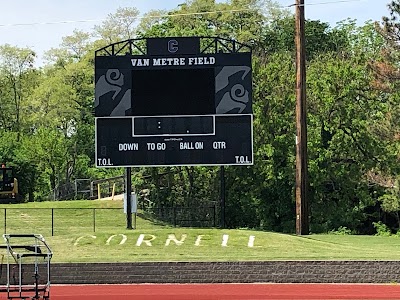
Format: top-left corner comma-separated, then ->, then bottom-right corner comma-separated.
4,208 -> 6,234
213,205 -> 216,227
90,181 -> 94,198
51,208 -> 54,236
74,180 -> 78,199
173,207 -> 177,227
111,183 -> 116,200
93,208 -> 96,232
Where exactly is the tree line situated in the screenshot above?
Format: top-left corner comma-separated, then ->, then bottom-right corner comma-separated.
0,0 -> 399,234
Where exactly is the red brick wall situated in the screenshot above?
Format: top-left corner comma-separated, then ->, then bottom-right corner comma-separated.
43,261 -> 400,284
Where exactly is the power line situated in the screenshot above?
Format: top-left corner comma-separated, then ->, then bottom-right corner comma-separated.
0,0 -> 368,28
0,19 -> 102,28
0,8 -> 253,28
288,0 -> 364,7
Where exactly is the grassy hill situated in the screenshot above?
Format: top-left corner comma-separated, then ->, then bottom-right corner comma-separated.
0,200 -> 399,263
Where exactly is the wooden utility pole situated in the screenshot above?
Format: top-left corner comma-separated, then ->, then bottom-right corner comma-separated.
295,0 -> 309,235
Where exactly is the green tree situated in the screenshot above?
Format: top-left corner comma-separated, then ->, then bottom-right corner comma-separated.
0,44 -> 37,138
364,1 -> 400,231
261,16 -> 348,58
246,52 -> 297,231
378,178 -> 400,230
306,46 -> 393,232
18,128 -> 71,200
138,0 -> 283,45
44,30 -> 92,66
93,7 -> 140,44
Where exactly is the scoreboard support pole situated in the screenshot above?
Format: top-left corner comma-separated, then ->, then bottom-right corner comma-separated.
220,166 -> 226,228
125,167 -> 133,229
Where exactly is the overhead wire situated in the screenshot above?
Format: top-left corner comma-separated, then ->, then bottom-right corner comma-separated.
0,8 -> 253,28
0,0 -> 368,28
0,19 -> 102,28
288,0 -> 365,7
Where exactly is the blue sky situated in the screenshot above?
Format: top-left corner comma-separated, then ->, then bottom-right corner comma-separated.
0,0 -> 392,64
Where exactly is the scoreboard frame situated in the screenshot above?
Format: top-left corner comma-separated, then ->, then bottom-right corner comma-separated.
95,37 -> 253,167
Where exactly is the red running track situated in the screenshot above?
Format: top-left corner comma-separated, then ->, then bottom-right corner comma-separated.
2,284 -> 400,300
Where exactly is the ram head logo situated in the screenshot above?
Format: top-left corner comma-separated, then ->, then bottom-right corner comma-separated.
95,69 -> 131,116
215,66 -> 251,114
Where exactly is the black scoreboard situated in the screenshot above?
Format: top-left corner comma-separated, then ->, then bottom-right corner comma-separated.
95,37 -> 253,167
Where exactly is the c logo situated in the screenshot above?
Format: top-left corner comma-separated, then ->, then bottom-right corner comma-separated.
168,39 -> 178,53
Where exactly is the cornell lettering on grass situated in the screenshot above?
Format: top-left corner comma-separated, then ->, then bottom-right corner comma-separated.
74,234 -> 258,248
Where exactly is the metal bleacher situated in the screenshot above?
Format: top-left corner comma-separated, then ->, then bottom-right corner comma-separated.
0,234 -> 52,300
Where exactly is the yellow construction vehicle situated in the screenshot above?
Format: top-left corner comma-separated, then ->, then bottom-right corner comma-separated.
0,164 -> 18,202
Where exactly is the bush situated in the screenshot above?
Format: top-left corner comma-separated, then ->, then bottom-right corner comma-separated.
329,226 -> 353,235
373,221 -> 392,236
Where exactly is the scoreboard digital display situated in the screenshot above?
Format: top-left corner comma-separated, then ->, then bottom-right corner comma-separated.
95,37 -> 253,167
131,68 -> 215,116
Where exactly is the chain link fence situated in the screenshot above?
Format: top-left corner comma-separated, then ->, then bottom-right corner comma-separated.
0,205 -> 217,236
